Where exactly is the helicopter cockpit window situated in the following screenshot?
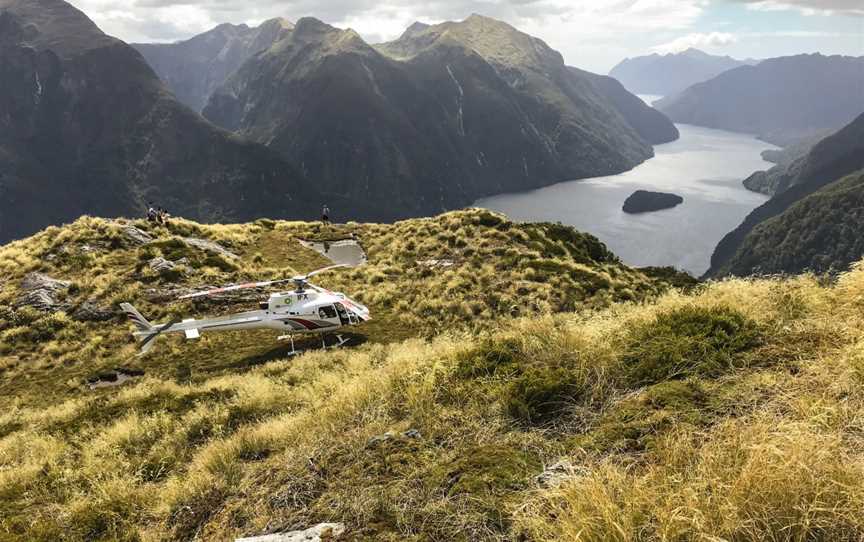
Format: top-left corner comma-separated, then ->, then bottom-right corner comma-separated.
319,305 -> 338,319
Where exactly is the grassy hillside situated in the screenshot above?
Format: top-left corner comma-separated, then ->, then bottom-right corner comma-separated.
0,210 -> 676,407
5,212 -> 864,541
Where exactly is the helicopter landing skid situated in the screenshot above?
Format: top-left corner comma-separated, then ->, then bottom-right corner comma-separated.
277,333 -> 350,354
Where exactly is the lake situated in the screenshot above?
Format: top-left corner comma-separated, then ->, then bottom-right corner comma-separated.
475,123 -> 776,276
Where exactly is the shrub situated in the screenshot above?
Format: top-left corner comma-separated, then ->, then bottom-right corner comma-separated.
623,305 -> 762,386
455,338 -> 522,379
429,445 -> 540,498
505,368 -> 584,425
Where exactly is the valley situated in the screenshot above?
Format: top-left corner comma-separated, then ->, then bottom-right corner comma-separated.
477,123 -> 774,276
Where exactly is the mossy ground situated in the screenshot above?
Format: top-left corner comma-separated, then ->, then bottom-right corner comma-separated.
2,211 -> 862,541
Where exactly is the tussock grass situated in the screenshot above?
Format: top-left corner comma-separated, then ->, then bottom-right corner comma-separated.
2,214 -> 863,540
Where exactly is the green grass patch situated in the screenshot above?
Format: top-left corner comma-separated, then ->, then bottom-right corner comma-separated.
505,367 -> 585,425
622,305 -> 762,386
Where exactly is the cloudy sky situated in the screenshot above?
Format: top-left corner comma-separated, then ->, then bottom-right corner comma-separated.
69,0 -> 863,73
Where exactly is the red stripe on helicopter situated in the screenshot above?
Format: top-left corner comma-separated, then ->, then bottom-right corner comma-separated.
290,318 -> 322,330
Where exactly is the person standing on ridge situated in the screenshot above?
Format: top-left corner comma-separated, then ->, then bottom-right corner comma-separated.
322,204 -> 331,225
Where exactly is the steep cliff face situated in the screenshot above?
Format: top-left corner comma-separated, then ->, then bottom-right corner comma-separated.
133,18 -> 294,112
204,15 -> 677,220
656,54 -> 864,145
571,68 -> 679,145
708,113 -> 864,277
0,0 -> 317,244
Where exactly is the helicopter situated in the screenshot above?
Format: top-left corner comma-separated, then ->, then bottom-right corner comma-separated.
121,265 -> 370,356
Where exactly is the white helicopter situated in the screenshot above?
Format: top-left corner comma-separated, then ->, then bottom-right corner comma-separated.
121,265 -> 370,356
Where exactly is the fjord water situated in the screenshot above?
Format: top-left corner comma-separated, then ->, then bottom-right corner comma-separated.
476,124 -> 776,276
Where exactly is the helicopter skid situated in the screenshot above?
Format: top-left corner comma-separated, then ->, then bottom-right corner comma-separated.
277,333 -> 350,354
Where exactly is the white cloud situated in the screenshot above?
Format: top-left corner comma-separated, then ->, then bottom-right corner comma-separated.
67,0 -> 709,46
740,0 -> 864,16
651,31 -> 738,53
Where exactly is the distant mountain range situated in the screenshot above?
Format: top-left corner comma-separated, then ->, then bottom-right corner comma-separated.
609,48 -> 755,97
0,2 -> 678,243
707,113 -> 864,277
133,19 -> 293,112
0,0 -> 319,244
657,54 -> 864,146
202,15 -> 679,221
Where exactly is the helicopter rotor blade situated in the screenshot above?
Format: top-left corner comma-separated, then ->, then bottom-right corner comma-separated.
296,264 -> 349,281
178,278 -> 293,300
178,264 -> 348,300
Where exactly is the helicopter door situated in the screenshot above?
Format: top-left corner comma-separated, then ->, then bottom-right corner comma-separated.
333,303 -> 350,326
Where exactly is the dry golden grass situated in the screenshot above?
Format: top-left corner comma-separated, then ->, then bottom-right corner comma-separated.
3,214 -> 863,541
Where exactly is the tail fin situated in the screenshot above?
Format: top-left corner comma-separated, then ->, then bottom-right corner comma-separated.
121,303 -> 165,356
121,303 -> 153,333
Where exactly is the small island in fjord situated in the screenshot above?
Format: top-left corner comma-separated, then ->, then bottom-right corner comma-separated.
623,190 -> 684,214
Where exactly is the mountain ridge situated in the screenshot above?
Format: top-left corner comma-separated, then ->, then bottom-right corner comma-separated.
609,48 -> 753,96
133,18 -> 294,112
656,53 -> 864,145
0,0 -> 319,244
203,15 -> 678,221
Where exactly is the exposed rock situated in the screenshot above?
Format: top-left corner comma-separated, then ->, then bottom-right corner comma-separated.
122,226 -> 154,246
366,429 -> 422,449
182,237 -> 239,260
536,459 -> 586,488
149,257 -> 177,273
15,273 -> 71,311
418,259 -> 455,268
21,273 -> 71,292
72,301 -> 116,322
235,523 -> 345,542
623,190 -> 684,214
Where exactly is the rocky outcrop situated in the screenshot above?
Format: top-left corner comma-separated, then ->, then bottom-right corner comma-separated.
623,190 -> 684,214
235,523 -> 346,542
122,225 -> 154,247
181,237 -> 238,259
15,272 -> 70,311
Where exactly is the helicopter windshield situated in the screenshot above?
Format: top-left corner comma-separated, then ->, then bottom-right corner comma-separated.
334,303 -> 351,325
318,305 -> 338,319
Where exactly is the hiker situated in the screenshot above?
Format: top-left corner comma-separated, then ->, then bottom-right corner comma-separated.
322,204 -> 331,225
146,203 -> 158,223
158,206 -> 170,225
